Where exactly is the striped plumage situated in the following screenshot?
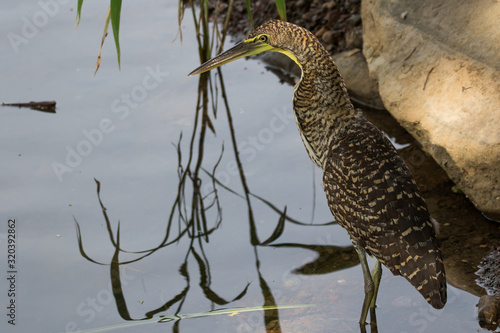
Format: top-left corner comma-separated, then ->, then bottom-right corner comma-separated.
247,19 -> 446,309
189,19 -> 447,324
323,119 -> 447,308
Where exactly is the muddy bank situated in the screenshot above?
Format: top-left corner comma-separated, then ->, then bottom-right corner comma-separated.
215,0 -> 362,54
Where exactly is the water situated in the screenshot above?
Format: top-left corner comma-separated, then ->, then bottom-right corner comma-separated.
0,2 -> 490,332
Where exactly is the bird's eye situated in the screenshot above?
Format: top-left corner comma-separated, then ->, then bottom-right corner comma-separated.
258,35 -> 268,43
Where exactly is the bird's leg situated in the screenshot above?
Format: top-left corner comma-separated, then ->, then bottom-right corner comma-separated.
353,243 -> 374,327
370,260 -> 382,310
369,260 -> 382,332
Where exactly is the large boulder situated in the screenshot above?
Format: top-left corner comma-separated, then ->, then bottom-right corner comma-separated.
361,0 -> 500,218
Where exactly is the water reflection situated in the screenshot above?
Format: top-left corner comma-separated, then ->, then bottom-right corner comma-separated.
72,3 -> 495,332
75,144 -> 358,330
73,87 -> 353,329
73,3 -> 356,332
73,65 -> 354,329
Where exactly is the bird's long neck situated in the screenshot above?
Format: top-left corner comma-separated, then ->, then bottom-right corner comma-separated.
291,37 -> 356,169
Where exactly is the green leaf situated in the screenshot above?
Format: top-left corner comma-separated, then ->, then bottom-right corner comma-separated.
110,0 -> 122,69
77,304 -> 315,332
274,0 -> 287,21
244,0 -> 254,28
76,0 -> 84,27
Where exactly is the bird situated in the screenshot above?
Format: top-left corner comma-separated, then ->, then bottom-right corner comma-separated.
189,19 -> 447,327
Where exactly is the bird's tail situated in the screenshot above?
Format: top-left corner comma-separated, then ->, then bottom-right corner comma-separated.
400,243 -> 447,309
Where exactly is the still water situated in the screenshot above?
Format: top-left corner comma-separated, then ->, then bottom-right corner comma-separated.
0,1 -> 485,332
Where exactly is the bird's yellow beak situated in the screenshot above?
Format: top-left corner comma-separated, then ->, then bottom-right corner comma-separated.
188,40 -> 274,76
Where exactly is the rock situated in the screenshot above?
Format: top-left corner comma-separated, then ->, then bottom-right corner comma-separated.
345,14 -> 361,26
322,1 -> 337,11
295,0 -> 307,9
332,50 -> 384,110
314,26 -> 327,39
476,247 -> 500,296
361,0 -> 500,217
344,27 -> 363,49
477,295 -> 500,329
321,30 -> 341,45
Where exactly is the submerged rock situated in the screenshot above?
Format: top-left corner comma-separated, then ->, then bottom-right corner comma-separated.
476,248 -> 500,328
477,295 -> 500,329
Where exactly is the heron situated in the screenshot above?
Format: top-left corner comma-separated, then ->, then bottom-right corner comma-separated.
189,19 -> 447,328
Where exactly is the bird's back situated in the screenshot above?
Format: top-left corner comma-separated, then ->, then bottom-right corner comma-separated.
322,116 -> 447,308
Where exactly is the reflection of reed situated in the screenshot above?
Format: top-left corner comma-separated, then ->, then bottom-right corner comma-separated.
74,2 -> 356,331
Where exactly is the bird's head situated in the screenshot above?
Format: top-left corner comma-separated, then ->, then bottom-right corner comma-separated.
189,19 -> 301,76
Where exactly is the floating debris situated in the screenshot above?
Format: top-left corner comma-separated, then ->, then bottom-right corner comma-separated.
2,101 -> 56,113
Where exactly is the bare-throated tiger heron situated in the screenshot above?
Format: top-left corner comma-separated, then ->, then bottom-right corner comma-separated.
189,19 -> 447,327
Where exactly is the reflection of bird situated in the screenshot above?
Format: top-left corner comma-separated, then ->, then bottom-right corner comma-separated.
189,19 -> 446,326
